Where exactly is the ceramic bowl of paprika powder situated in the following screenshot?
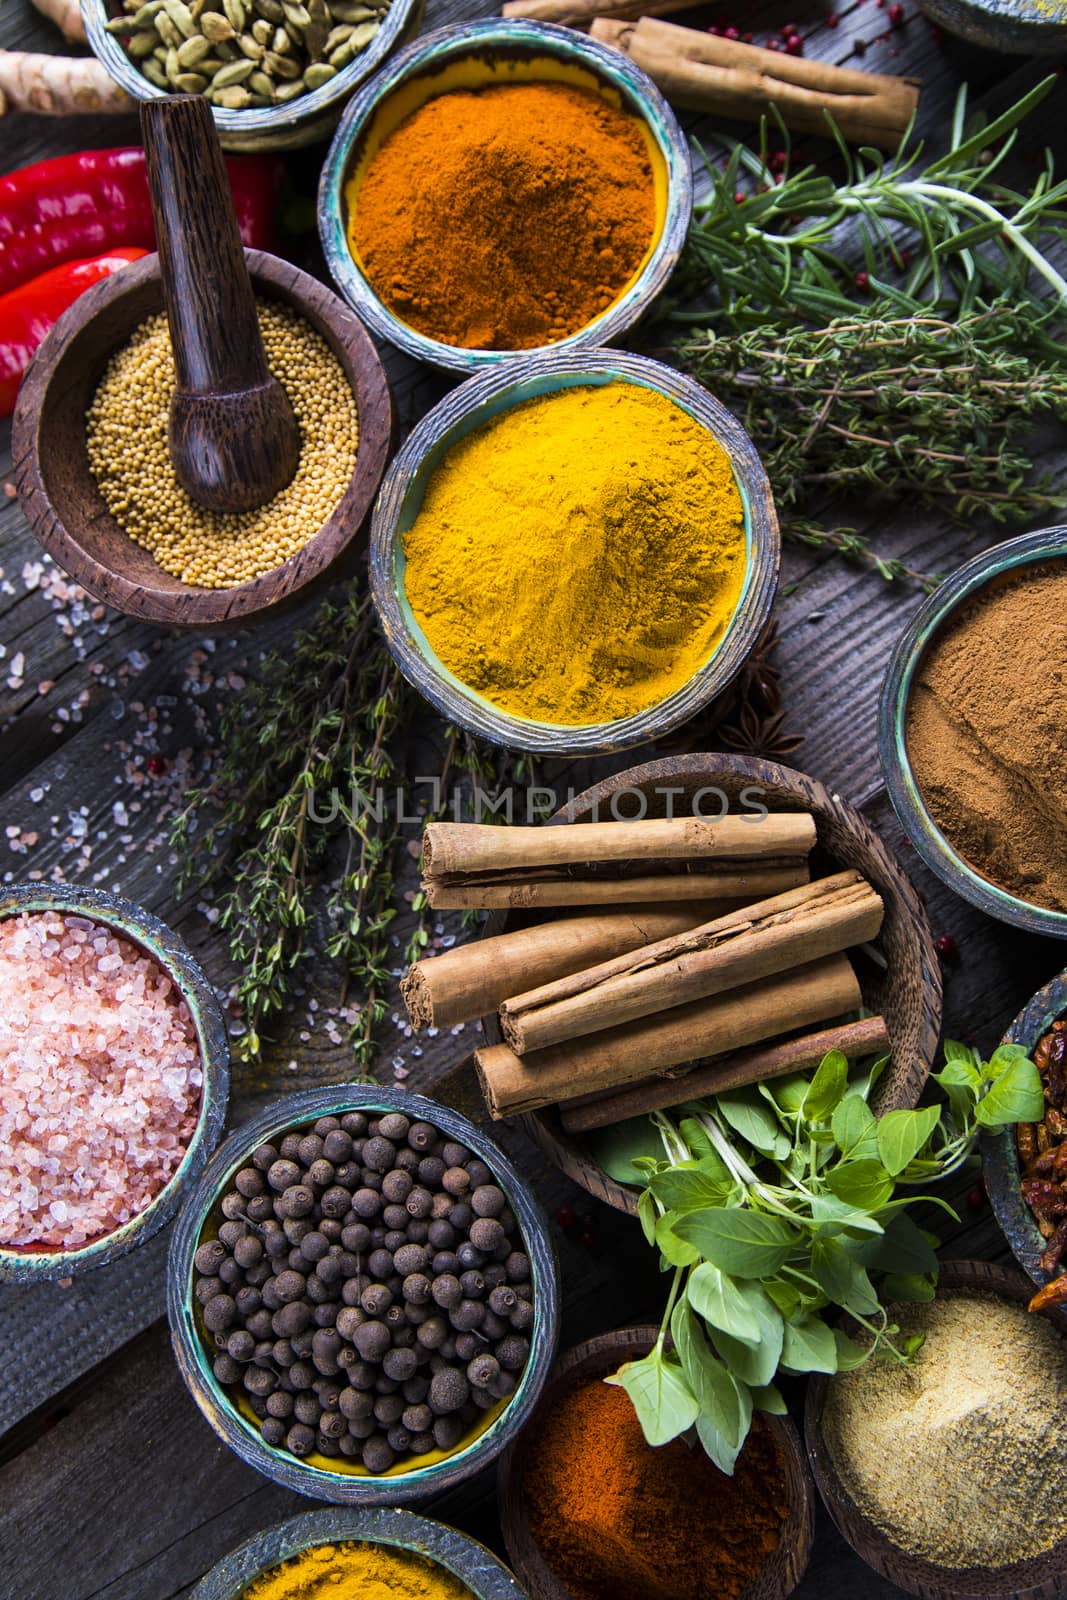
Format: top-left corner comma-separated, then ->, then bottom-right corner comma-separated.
318,18 -> 692,372
190,1505 -> 525,1599
369,349 -> 779,757
498,1324 -> 815,1600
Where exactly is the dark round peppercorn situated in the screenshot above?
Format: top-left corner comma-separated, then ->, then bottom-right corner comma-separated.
382,1204 -> 409,1231
450,1203 -> 473,1232
470,1217 -> 505,1253
271,1300 -> 311,1339
418,1156 -> 446,1188
360,1283 -> 392,1318
510,1300 -> 534,1332
267,1159 -> 300,1194
341,1222 -> 371,1253
363,1136 -> 396,1172
488,1285 -> 517,1317
378,1112 -> 409,1142
305,1159 -> 335,1191
246,1308 -> 274,1339
383,1346 -> 418,1382
314,1256 -> 341,1289
433,1252 -> 459,1277
334,1163 -> 362,1190
233,1235 -> 263,1269
375,1373 -> 400,1396
221,1192 -> 248,1220
496,1335 -> 530,1371
340,1387 -> 374,1421
431,1274 -> 462,1310
433,1414 -> 464,1452
481,1311 -> 507,1341
213,1354 -> 242,1385
279,1185 -> 315,1220
289,1362 -> 316,1392
194,1239 -> 226,1275
416,1315 -> 448,1351
431,1193 -> 453,1222
235,1167 -> 266,1198
352,1188 -> 382,1219
266,1389 -> 294,1419
227,1328 -> 255,1362
427,1221 -> 455,1251
471,1184 -> 506,1219
402,1272 -> 432,1306
217,1219 -> 247,1249
273,1339 -> 294,1366
361,1435 -> 396,1473
321,1129 -> 352,1165
441,1142 -> 470,1168
297,1134 -> 324,1167
261,1416 -> 287,1447
467,1352 -> 500,1389
354,1321 -> 391,1362
195,1275 -> 222,1306
297,1230 -> 329,1265
340,1112 -> 368,1137
293,1391 -> 320,1425
429,1368 -> 469,1415
286,1423 -> 316,1456
319,1218 -> 343,1243
405,1120 -> 436,1152
386,1424 -> 413,1454
252,1143 -> 278,1172
456,1242 -> 484,1271
246,1194 -> 274,1223
367,1248 -> 394,1280
383,1231 -> 407,1254
320,1185 -> 351,1219
405,1186 -> 433,1220
450,1299 -> 485,1332
442,1167 -> 470,1197
402,1402 -> 434,1435
459,1270 -> 486,1300
394,1148 -> 420,1174
392,1243 -> 427,1276
466,1160 -> 492,1189
203,1293 -> 237,1332
243,1365 -> 277,1397
319,1410 -> 347,1439
218,1257 -> 243,1288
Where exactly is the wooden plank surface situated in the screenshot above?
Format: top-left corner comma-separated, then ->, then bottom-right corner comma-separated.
1,0 -> 1066,1592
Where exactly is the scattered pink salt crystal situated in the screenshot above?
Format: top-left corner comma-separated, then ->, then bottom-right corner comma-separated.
0,911 -> 202,1250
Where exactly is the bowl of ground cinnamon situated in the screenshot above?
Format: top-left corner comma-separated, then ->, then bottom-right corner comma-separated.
499,1324 -> 814,1600
318,19 -> 690,372
880,528 -> 1067,937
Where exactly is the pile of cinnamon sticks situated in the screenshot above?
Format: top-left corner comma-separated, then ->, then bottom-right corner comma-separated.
401,815 -> 890,1129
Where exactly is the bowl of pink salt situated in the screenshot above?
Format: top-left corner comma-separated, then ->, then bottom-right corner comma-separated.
0,882 -> 229,1284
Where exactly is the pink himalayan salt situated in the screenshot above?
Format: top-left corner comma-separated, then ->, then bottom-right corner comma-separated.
0,911 -> 203,1249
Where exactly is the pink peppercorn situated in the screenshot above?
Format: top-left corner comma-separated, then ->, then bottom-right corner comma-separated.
785,32 -> 804,53
825,11 -> 839,23
888,1 -> 905,22
855,269 -> 870,291
146,754 -> 166,777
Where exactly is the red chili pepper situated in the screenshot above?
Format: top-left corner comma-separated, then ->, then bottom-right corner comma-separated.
0,148 -> 282,297
0,248 -> 148,416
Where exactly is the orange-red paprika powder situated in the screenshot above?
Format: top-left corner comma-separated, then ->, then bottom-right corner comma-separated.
523,1377 -> 789,1600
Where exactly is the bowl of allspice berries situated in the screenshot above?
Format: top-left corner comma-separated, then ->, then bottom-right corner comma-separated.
168,1086 -> 559,1504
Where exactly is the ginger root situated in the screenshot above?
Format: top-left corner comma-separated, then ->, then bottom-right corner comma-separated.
0,50 -> 134,114
31,0 -> 87,42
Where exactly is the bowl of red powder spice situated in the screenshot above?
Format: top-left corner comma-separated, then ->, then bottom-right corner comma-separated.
0,881 -> 229,1284
498,1324 -> 815,1600
317,19 -> 692,372
880,527 -> 1067,938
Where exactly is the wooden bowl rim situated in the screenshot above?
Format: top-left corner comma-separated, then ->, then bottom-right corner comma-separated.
480,752 -> 943,1216
497,1323 -> 815,1600
804,1258 -> 1067,1600
983,967 -> 1067,1289
12,249 -> 392,627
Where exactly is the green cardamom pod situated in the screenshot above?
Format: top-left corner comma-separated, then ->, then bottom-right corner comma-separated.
303,59 -> 335,87
154,12 -> 182,44
164,43 -> 181,76
324,23 -> 350,48
174,69 -> 209,89
128,1 -> 166,24
264,47 -> 300,76
199,10 -> 235,39
281,0 -> 310,24
176,32 -> 211,64
251,16 -> 272,41
272,75 -> 305,100
222,0 -> 246,32
127,28 -> 162,55
162,0 -> 197,36
254,0 -> 285,20
271,25 -> 291,51
238,30 -> 264,56
248,68 -> 274,94
212,55 -> 255,83
347,18 -> 378,47
214,82 -> 253,105
141,55 -> 169,83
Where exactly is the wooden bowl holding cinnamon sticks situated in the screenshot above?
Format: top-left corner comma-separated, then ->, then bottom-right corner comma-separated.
498,1324 -> 815,1600
470,754 -> 942,1216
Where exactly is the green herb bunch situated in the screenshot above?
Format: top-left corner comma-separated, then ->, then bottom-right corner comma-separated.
672,79 -> 1067,581
600,1042 -> 1043,1474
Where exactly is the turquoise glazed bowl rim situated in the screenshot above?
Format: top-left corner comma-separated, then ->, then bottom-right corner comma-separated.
189,1506 -> 525,1598
879,526 -> 1067,938
369,348 -> 780,756
918,0 -> 1067,53
983,968 -> 1067,1292
82,0 -> 419,144
167,1083 -> 560,1506
317,18 -> 694,373
0,881 -> 229,1285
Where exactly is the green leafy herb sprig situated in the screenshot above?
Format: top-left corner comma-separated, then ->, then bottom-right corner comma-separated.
171,579 -> 520,1068
599,1042 -> 1043,1475
671,79 -> 1067,582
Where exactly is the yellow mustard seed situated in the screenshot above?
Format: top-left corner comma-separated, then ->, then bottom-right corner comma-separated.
85,301 -> 359,590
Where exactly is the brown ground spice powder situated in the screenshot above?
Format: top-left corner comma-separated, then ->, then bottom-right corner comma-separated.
349,81 -> 657,351
905,563 -> 1067,911
523,1377 -> 789,1600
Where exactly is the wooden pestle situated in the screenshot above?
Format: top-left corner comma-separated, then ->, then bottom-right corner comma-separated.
141,95 -> 300,514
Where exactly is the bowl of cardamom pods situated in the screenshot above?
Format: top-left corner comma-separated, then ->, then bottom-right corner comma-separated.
83,0 -> 422,151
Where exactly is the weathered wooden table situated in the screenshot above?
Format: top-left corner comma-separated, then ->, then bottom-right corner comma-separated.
1,2 -> 1064,1594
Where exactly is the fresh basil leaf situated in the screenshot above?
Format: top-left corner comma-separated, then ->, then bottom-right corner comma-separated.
811,1236 -> 880,1315
825,1158 -> 895,1211
765,1073 -> 812,1114
975,1057 -> 1044,1128
781,1313 -> 839,1374
687,1263 -> 763,1345
650,1165 -> 733,1214
855,1211 -> 939,1277
605,1345 -> 698,1446
751,1382 -> 788,1415
833,1329 -> 872,1371
637,1188 -> 657,1248
936,1056 -> 981,1090
942,1038 -> 978,1068
763,1278 -> 802,1320
590,1118 -> 664,1185
849,1052 -> 890,1103
881,1271 -> 937,1302
986,1043 -> 1030,1079
810,1195 -> 885,1238
655,1210 -> 702,1267
709,1292 -> 784,1388
802,1050 -> 849,1123
678,1117 -> 720,1166
671,1299 -> 753,1476
673,1208 -> 800,1278
716,1090 -> 792,1159
832,1094 -> 877,1157
876,1105 -> 941,1177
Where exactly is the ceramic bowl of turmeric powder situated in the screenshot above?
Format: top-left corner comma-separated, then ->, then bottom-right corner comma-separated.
369,349 -> 779,756
880,527 -> 1067,937
318,19 -> 691,372
190,1505 -> 526,1598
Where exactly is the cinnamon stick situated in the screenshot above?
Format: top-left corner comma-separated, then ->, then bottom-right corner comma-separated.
475,953 -> 861,1118
421,814 -> 816,909
591,17 -> 921,149
499,871 -> 882,1054
502,0 -> 690,23
400,902 -> 722,1031
559,1015 -> 892,1132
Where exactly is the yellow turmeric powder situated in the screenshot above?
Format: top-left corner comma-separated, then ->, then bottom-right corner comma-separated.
241,1539 -> 475,1600
402,382 -> 748,726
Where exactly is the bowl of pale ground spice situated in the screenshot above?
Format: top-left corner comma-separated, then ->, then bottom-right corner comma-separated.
13,250 -> 392,628
189,1506 -> 525,1598
880,528 -> 1067,938
808,1259 -> 1067,1599
318,19 -> 691,373
369,350 -> 778,756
